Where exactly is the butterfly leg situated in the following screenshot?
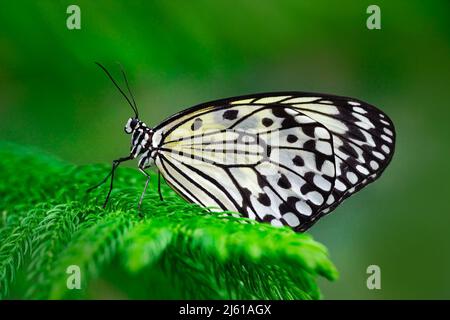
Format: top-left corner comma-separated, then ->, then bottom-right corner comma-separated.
87,155 -> 133,207
158,170 -> 164,202
138,168 -> 151,211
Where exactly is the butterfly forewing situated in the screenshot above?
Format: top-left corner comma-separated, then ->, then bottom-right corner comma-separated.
153,92 -> 395,231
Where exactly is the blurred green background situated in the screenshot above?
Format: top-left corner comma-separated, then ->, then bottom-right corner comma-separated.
0,0 -> 449,299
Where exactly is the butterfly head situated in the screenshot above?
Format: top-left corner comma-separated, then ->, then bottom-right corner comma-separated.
124,117 -> 140,134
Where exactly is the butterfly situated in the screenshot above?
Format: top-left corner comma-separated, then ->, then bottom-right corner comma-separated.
89,63 -> 395,232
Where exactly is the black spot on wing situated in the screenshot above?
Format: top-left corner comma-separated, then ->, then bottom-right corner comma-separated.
277,174 -> 291,189
262,117 -> 274,127
292,155 -> 304,167
281,117 -> 299,128
300,177 -> 315,195
287,134 -> 298,143
191,118 -> 203,131
257,193 -> 271,206
278,200 -> 293,214
272,108 -> 290,118
256,173 -> 267,189
223,109 -> 239,120
301,125 -> 317,139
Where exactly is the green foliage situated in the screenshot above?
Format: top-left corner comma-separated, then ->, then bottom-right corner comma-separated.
0,142 -> 338,299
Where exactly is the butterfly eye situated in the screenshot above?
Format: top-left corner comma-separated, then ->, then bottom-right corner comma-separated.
124,118 -> 138,134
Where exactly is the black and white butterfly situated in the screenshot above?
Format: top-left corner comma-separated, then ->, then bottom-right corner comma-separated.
89,63 -> 395,232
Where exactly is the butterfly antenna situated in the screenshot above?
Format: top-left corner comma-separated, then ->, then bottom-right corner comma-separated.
95,62 -> 138,118
118,63 -> 139,118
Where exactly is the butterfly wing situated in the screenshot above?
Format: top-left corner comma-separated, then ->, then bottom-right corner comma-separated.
153,92 -> 395,231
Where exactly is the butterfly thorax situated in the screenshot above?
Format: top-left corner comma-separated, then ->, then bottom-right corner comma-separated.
129,122 -> 155,169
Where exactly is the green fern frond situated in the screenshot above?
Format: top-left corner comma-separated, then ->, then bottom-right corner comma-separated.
24,203 -> 82,298
0,204 -> 51,298
0,142 -> 338,299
